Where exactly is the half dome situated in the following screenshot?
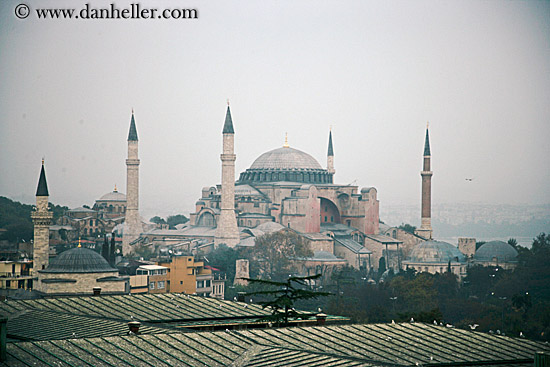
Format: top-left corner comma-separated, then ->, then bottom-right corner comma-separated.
41,247 -> 117,273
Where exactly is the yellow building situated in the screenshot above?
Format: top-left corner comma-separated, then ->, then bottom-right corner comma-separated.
0,260 -> 33,294
158,256 -> 213,296
130,265 -> 169,294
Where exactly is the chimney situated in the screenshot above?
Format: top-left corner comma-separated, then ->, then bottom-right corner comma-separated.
92,287 -> 101,296
128,321 -> 141,335
101,234 -> 109,262
316,313 -> 327,326
237,292 -> 246,302
0,317 -> 7,361
109,234 -> 116,266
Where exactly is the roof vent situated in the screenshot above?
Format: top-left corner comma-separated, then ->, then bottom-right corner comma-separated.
127,321 -> 141,335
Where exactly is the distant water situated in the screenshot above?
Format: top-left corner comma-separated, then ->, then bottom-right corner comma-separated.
439,236 -> 534,249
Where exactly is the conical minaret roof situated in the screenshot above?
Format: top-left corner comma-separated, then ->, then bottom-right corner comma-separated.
424,127 -> 431,156
36,161 -> 49,196
222,106 -> 234,134
128,111 -> 138,141
327,130 -> 334,156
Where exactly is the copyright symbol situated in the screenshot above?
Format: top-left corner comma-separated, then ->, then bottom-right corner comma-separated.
15,4 -> 30,19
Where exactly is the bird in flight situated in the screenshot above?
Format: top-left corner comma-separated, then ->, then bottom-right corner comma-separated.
465,178 -> 474,182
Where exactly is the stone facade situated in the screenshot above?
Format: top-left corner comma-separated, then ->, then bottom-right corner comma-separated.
123,112 -> 142,255
458,237 -> 476,258
380,226 -> 426,260
39,271 -> 127,295
234,259 -> 249,286
32,196 -> 52,275
31,164 -> 53,293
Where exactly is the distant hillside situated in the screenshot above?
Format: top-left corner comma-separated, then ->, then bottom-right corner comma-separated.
381,203 -> 550,239
0,196 -> 68,243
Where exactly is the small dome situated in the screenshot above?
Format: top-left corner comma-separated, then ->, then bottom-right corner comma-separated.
474,241 -> 518,262
250,147 -> 322,170
408,240 -> 466,263
98,190 -> 126,202
41,247 -> 117,273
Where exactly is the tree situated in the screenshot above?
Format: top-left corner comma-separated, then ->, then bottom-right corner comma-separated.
167,214 -> 189,228
507,238 -> 518,249
245,274 -> 331,326
398,223 -> 416,234
202,243 -> 240,285
149,216 -> 166,225
244,230 -> 312,281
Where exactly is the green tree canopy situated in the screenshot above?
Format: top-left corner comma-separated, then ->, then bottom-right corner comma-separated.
244,230 -> 313,281
167,214 -> 189,228
149,216 -> 166,225
398,223 -> 416,234
245,274 -> 331,326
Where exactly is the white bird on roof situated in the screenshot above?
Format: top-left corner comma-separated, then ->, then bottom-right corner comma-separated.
446,324 -> 453,328
520,332 -> 525,338
410,318 -> 414,323
392,320 -> 395,324
469,324 -> 479,330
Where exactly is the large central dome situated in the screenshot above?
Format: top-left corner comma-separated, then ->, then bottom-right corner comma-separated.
250,147 -> 322,170
239,146 -> 332,184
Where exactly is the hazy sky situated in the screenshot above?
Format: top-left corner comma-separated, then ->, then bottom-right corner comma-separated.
1,0 -> 549,219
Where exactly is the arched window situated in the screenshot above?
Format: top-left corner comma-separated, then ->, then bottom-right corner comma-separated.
198,212 -> 215,227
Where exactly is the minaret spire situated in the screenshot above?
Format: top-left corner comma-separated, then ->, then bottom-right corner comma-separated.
415,123 -> 433,240
123,110 -> 142,255
31,160 -> 53,287
36,160 -> 49,196
215,104 -> 240,247
424,121 -> 431,156
128,110 -> 138,141
222,105 -> 234,134
327,128 -> 335,180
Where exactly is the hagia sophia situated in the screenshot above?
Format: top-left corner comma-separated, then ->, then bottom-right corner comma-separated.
28,104 -> 520,295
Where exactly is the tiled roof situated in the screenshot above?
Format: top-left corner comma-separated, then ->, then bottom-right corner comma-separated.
6,309 -> 170,341
0,293 -> 271,323
40,247 -> 118,273
2,322 -> 547,366
334,238 -> 371,255
365,234 -> 403,244
250,147 -> 323,170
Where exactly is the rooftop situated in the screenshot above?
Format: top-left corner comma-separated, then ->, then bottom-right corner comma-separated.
40,247 -> 118,274
2,322 -> 547,366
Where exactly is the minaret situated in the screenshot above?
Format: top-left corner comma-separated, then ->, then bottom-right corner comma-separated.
214,104 -> 240,247
123,111 -> 142,255
327,128 -> 335,182
31,160 -> 53,281
415,123 -> 433,240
